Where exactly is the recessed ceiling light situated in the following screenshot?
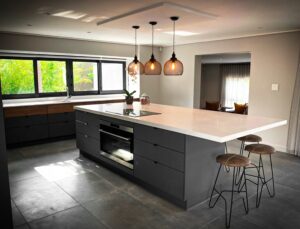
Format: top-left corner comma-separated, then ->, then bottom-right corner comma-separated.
52,10 -> 87,20
99,16 -> 110,20
82,16 -> 98,23
164,30 -> 199,36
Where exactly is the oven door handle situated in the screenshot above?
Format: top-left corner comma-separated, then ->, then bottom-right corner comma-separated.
99,129 -> 131,142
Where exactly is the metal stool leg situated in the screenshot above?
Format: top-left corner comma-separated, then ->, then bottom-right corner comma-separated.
235,141 -> 245,184
269,154 -> 275,197
256,155 -> 263,208
225,167 -> 236,228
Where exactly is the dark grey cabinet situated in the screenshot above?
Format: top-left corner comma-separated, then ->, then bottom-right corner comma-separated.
5,112 -> 75,145
135,155 -> 184,199
76,132 -> 100,157
75,110 -> 224,209
134,139 -> 184,172
75,111 -> 100,159
48,112 -> 75,138
135,124 -> 185,152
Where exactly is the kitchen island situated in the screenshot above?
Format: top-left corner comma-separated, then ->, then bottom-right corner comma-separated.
74,102 -> 286,209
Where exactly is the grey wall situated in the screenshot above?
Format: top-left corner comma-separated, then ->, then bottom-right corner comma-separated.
0,32 -> 162,102
200,64 -> 222,108
159,32 -> 300,152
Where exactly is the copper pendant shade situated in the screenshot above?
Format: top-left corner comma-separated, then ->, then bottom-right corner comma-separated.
144,21 -> 162,75
128,26 -> 144,77
164,16 -> 183,76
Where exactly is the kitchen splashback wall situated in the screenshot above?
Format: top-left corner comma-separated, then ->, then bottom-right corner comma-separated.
159,31 -> 300,152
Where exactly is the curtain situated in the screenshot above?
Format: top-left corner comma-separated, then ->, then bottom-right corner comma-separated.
287,52 -> 300,156
220,63 -> 250,107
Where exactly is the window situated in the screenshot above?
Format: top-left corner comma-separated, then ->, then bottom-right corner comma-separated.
37,60 -> 67,93
0,55 -> 127,99
0,59 -> 35,95
73,61 -> 98,92
101,61 -> 125,93
221,63 -> 250,107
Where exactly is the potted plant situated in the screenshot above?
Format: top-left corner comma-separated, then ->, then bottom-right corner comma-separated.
123,89 -> 136,104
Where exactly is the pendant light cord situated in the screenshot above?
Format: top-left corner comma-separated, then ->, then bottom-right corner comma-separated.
173,19 -> 175,53
135,28 -> 137,56
152,24 -> 154,55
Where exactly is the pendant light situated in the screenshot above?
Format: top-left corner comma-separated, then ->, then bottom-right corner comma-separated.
144,21 -> 162,75
128,25 -> 144,77
163,16 -> 183,75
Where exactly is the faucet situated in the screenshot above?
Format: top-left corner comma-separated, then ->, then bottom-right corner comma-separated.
66,86 -> 71,99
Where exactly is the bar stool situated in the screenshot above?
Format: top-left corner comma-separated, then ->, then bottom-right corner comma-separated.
237,134 -> 262,156
209,154 -> 250,228
242,144 -> 275,208
235,135 -> 262,182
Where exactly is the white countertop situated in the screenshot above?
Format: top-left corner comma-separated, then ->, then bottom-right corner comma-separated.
3,95 -> 125,108
75,102 -> 287,143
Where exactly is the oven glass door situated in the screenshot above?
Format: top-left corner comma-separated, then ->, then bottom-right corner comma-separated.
100,124 -> 133,169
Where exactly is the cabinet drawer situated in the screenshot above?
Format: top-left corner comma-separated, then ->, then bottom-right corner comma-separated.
49,122 -> 75,138
22,124 -> 49,142
76,120 -> 99,139
5,115 -> 48,128
134,155 -> 184,200
135,124 -> 185,152
76,111 -> 100,139
76,133 -> 100,156
134,139 -> 184,172
48,112 -> 75,123
6,127 -> 24,144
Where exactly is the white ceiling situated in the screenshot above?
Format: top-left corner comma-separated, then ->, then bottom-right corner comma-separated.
0,0 -> 299,46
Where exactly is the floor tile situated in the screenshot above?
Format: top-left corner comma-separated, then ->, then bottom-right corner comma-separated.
83,190 -> 175,229
12,206 -> 26,227
14,223 -> 30,229
55,172 -> 117,204
10,176 -> 78,222
29,206 -> 107,229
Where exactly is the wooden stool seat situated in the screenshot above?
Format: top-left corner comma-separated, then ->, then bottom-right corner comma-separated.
245,144 -> 275,155
237,134 -> 262,142
216,154 -> 251,167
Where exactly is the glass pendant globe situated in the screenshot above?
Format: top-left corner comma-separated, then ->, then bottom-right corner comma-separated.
128,57 -> 145,76
163,53 -> 183,75
144,55 -> 162,75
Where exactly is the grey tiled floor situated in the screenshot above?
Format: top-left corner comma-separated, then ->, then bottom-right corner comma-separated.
8,139 -> 300,229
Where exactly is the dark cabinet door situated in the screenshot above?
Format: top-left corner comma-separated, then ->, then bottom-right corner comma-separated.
134,139 -> 184,172
76,111 -> 100,139
76,133 -> 100,157
134,155 -> 184,200
135,124 -> 185,153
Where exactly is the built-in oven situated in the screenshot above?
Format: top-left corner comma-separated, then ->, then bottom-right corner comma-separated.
99,120 -> 134,170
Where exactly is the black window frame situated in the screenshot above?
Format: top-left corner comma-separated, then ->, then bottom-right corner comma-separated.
100,60 -> 126,95
0,55 -> 127,100
36,58 -> 68,97
71,59 -> 100,96
0,57 -> 36,99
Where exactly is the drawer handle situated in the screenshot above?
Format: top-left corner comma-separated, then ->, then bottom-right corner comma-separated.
76,120 -> 88,126
153,143 -> 158,147
153,161 -> 158,164
99,129 -> 131,142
